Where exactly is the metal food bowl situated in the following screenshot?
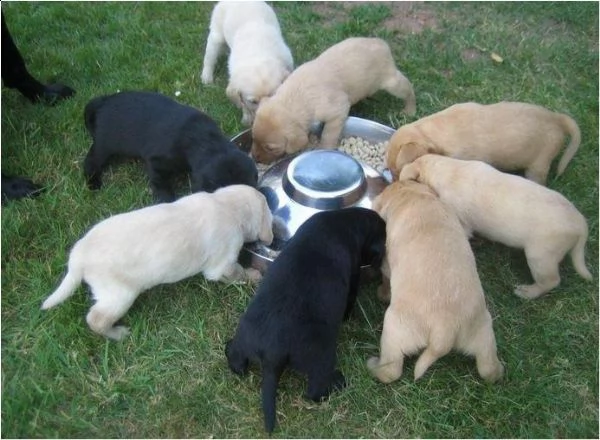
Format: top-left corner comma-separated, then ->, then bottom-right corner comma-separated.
232,116 -> 395,272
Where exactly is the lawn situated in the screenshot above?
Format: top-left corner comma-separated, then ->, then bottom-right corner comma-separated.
1,1 -> 598,438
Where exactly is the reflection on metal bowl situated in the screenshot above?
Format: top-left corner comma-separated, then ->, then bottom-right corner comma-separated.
232,116 -> 395,272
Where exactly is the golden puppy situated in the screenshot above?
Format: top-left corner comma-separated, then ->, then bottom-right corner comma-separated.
41,185 -> 273,340
368,180 -> 504,383
399,154 -> 592,298
251,37 -> 416,163
201,1 -> 294,125
386,102 -> 581,184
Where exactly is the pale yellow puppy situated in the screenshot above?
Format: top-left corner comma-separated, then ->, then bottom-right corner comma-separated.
399,154 -> 592,298
251,37 -> 416,164
368,180 -> 504,383
41,185 -> 273,340
201,1 -> 294,125
386,102 -> 581,184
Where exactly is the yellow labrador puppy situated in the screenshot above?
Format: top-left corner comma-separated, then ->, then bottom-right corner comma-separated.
251,37 -> 416,164
41,185 -> 273,340
399,155 -> 592,298
386,102 -> 581,184
201,1 -> 294,125
368,180 -> 504,383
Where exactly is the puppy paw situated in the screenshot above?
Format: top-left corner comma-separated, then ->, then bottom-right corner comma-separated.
41,83 -> 76,105
244,268 -> 263,284
514,284 -> 545,300
201,71 -> 214,84
367,356 -> 381,372
105,325 -> 131,341
481,361 -> 505,384
331,370 -> 347,391
1,175 -> 44,204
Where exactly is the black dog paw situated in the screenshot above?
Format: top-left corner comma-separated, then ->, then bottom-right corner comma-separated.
331,370 -> 347,391
1,174 -> 44,204
39,83 -> 76,105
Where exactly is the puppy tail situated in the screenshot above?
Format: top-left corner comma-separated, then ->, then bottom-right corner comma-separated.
261,362 -> 284,433
41,263 -> 83,310
83,95 -> 109,134
556,114 -> 581,176
570,222 -> 593,281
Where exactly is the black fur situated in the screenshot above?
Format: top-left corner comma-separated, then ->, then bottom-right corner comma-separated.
82,91 -> 258,202
1,11 -> 75,203
225,207 -> 387,433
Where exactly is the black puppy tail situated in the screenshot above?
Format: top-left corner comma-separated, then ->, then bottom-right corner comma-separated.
261,362 -> 284,433
83,95 -> 110,134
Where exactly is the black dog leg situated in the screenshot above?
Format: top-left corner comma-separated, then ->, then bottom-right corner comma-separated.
1,11 -> 75,104
83,143 -> 106,190
1,173 -> 43,204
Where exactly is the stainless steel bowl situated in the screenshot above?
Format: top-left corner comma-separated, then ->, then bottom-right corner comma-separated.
232,116 -> 395,272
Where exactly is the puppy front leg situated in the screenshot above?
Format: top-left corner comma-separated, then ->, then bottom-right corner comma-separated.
146,160 -> 176,203
343,271 -> 361,320
219,262 -> 262,284
319,114 -> 348,148
201,31 -> 225,84
377,257 -> 392,304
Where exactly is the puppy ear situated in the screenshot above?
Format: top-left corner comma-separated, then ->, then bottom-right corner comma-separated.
394,142 -> 429,175
371,193 -> 384,215
226,83 -> 243,108
398,162 -> 420,182
365,238 -> 386,270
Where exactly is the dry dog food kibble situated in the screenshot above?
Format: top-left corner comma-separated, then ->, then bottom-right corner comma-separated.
255,136 -> 389,179
338,136 -> 388,173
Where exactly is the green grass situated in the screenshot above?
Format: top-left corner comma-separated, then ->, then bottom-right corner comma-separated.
1,1 -> 598,438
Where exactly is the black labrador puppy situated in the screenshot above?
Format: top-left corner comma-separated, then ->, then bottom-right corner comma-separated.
83,91 -> 258,202
1,11 -> 75,203
226,207 -> 387,433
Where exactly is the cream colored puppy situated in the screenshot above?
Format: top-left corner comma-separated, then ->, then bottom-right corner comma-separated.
386,102 -> 581,184
251,37 -> 416,164
399,155 -> 592,298
368,180 -> 504,383
201,1 -> 294,125
41,185 -> 273,340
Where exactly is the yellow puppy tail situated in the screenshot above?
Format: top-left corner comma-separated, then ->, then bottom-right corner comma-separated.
570,223 -> 593,281
556,114 -> 581,176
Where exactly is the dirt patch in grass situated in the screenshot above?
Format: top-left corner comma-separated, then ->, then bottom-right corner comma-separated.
311,1 -> 439,34
382,2 -> 439,34
461,48 -> 484,62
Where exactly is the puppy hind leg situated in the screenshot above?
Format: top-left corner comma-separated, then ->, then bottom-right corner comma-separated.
367,308 -> 417,384
304,344 -> 345,402
225,339 -> 249,376
515,246 -> 562,299
85,284 -> 137,340
83,143 -> 106,190
469,319 -> 504,383
382,70 -> 416,116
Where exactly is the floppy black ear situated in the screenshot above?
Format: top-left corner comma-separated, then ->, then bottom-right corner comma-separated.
191,172 -> 208,193
364,237 -> 386,270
